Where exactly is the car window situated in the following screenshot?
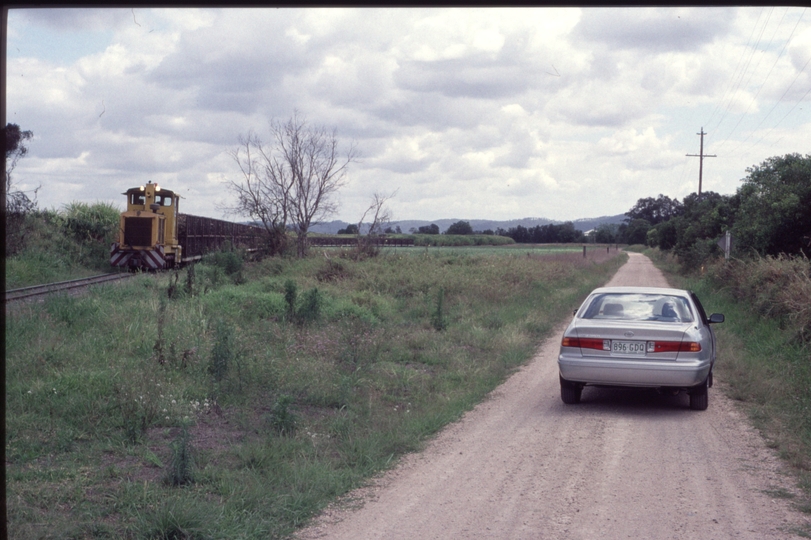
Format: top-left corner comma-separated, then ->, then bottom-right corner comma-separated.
581,293 -> 694,323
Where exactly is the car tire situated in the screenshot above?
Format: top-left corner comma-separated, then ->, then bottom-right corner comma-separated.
689,377 -> 709,411
560,377 -> 582,404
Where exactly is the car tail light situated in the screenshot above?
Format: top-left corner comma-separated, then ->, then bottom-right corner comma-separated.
561,337 -> 610,351
647,341 -> 701,353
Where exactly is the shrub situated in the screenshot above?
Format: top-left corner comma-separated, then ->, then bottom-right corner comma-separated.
297,287 -> 322,325
165,423 -> 195,486
706,254 -> 811,342
431,287 -> 447,331
209,319 -> 234,384
284,280 -> 297,321
269,395 -> 297,436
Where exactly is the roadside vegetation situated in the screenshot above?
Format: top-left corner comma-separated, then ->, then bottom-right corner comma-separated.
625,153 -> 811,521
645,248 -> 811,517
6,244 -> 625,538
5,202 -> 122,289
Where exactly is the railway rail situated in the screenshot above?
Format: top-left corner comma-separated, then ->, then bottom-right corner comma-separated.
5,273 -> 135,304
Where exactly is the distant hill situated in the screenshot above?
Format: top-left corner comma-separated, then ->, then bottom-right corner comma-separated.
310,214 -> 627,235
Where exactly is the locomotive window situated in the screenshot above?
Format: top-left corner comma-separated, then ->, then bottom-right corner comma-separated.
130,193 -> 145,205
156,194 -> 173,207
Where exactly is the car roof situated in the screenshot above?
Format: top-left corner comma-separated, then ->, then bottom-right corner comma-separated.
589,286 -> 690,296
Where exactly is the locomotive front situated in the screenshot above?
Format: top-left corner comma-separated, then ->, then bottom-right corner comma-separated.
111,182 -> 182,269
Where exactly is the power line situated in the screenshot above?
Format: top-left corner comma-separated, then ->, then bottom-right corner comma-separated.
742,72 -> 811,156
729,9 -> 809,156
706,7 -> 767,133
713,8 -> 776,152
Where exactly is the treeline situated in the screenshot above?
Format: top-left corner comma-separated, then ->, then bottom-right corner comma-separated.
495,222 -> 585,244
624,153 -> 811,269
408,220 -> 587,243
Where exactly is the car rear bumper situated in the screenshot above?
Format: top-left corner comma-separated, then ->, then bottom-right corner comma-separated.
558,353 -> 711,388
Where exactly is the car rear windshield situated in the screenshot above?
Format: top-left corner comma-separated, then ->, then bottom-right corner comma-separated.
580,293 -> 694,323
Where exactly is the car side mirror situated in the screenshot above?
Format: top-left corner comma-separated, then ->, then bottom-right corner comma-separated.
573,309 -> 578,316
708,313 -> 725,324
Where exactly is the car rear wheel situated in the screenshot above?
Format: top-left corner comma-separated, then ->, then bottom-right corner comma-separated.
560,377 -> 582,404
689,377 -> 709,411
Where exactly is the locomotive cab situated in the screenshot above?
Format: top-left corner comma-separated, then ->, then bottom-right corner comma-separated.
110,182 -> 182,269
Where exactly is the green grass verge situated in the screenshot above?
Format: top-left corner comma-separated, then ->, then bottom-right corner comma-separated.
6,248 -> 626,539
644,247 -> 811,522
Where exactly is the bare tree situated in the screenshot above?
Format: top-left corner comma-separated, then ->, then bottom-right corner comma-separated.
354,191 -> 396,258
226,112 -> 357,257
226,131 -> 292,255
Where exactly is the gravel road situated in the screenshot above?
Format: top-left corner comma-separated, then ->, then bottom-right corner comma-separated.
298,252 -> 810,539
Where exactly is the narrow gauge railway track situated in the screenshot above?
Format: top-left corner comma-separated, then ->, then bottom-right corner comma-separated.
5,273 -> 135,304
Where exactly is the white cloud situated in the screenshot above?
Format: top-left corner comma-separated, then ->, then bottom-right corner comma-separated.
6,7 -> 811,223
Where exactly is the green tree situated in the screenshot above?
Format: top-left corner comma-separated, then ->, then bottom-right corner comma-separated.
418,224 -> 440,234
733,153 -> 811,256
672,192 -> 733,269
646,191 -> 732,265
593,223 -> 618,243
649,218 -> 680,250
445,220 -> 473,235
337,224 -> 359,235
5,123 -> 37,255
557,222 -> 583,243
622,218 -> 651,245
625,194 -> 683,225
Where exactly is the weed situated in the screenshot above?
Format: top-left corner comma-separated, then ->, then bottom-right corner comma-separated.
167,270 -> 180,299
431,287 -> 447,331
185,263 -> 196,297
166,422 -> 196,486
136,496 -> 214,540
154,296 -> 168,365
284,279 -> 298,321
269,395 -> 298,436
209,319 -> 233,385
204,247 -> 244,277
317,258 -> 351,281
117,380 -> 160,444
298,287 -> 322,325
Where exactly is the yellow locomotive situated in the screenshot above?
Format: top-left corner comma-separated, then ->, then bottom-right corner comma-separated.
111,182 -> 262,270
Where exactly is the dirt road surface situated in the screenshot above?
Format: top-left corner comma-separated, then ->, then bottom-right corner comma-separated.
298,252 -> 810,539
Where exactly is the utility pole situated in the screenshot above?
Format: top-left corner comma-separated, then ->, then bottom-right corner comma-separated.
686,127 -> 716,195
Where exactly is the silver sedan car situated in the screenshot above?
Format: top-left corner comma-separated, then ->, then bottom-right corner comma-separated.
558,286 -> 724,410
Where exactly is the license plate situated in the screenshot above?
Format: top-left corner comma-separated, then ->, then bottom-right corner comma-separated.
611,340 -> 646,355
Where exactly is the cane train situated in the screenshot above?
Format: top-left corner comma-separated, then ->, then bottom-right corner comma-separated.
111,182 -> 262,270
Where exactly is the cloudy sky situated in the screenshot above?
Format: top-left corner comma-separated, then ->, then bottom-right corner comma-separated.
5,7 -> 811,223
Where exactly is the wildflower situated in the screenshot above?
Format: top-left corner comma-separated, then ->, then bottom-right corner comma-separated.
27,390 -> 32,395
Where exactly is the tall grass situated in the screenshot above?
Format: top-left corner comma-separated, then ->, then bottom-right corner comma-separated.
646,248 -> 811,515
6,248 -> 626,538
6,203 -> 122,289
411,233 -> 514,246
